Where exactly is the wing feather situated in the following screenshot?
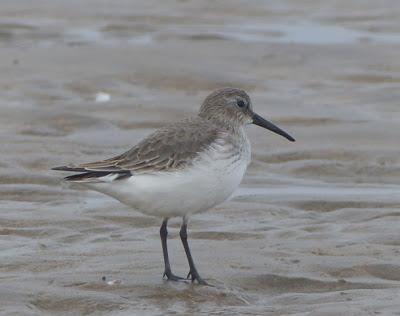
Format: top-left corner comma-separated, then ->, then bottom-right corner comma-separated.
52,118 -> 221,176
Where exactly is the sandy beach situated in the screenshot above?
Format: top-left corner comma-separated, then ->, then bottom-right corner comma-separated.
1,0 -> 400,315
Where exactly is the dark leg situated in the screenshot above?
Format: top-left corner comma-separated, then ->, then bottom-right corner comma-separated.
160,218 -> 184,281
179,217 -> 208,285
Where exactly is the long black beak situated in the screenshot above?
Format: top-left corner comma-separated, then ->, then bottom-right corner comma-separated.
252,112 -> 295,142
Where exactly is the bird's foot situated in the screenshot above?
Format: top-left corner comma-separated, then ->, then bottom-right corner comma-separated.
163,269 -> 185,282
187,270 -> 209,286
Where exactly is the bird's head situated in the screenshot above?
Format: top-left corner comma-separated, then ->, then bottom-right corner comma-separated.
199,87 -> 295,142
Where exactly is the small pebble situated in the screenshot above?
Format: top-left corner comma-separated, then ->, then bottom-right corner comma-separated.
106,279 -> 122,285
95,92 -> 111,103
102,276 -> 122,285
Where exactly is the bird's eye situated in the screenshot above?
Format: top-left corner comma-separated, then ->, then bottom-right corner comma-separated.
237,100 -> 246,108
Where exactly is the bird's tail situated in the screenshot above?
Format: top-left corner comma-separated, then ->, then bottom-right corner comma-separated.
52,166 -> 131,183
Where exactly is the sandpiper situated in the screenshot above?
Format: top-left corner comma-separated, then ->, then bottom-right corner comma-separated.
53,88 -> 295,285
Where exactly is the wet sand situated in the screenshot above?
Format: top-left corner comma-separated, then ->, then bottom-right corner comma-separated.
1,0 -> 400,315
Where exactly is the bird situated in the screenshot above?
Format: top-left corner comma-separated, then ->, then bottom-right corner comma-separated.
52,87 -> 295,285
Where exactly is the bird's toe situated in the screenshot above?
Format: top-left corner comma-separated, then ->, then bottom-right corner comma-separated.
163,270 -> 185,282
187,270 -> 210,286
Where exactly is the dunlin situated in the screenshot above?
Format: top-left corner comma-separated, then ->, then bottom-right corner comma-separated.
53,88 -> 295,285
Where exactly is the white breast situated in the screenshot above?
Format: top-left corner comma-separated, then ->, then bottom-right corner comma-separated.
90,135 -> 251,218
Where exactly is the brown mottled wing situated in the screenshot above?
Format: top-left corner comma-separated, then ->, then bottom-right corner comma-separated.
54,118 -> 220,175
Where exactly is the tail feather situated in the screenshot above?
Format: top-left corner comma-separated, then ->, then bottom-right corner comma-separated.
64,171 -> 131,183
52,165 -> 87,172
52,165 -> 122,172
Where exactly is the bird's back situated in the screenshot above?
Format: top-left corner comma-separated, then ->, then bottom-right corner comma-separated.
53,116 -> 223,181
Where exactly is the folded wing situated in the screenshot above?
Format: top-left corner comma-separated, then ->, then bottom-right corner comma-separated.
52,118 -> 220,183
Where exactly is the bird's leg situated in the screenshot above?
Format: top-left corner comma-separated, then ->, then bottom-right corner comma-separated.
180,217 -> 208,285
160,218 -> 184,281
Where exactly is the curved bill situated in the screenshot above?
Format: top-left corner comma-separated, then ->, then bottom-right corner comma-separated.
252,113 -> 295,142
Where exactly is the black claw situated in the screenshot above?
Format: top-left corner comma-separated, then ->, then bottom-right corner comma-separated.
163,270 -> 185,282
186,270 -> 209,285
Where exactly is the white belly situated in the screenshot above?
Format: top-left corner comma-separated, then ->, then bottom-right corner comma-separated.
89,154 -> 249,218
